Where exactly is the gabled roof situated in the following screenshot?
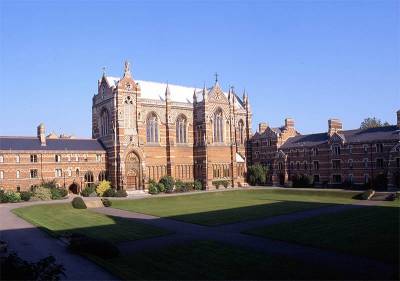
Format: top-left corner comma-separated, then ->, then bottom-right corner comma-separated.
0,137 -> 105,152
104,76 -> 245,109
280,125 -> 399,149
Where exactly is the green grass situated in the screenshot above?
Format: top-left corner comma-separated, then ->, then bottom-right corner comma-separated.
12,203 -> 171,242
245,206 -> 399,264
89,240 -> 396,280
111,189 -> 378,226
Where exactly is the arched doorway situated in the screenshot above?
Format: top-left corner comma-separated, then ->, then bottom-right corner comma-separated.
69,183 -> 79,194
125,151 -> 142,190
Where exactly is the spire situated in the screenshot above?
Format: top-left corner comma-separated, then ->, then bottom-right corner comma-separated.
214,72 -> 219,83
123,60 -> 131,78
193,89 -> 197,103
202,83 -> 207,100
102,66 -> 106,77
242,89 -> 248,103
165,82 -> 171,100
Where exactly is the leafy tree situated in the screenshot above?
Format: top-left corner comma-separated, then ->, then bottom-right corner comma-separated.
360,117 -> 390,129
247,164 -> 267,186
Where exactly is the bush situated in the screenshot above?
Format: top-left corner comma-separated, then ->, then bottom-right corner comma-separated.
0,191 -> 21,203
103,188 -> 117,197
156,183 -> 165,193
212,180 -> 229,190
159,176 -> 175,193
96,180 -> 112,196
31,186 -> 52,201
148,183 -> 159,194
68,233 -> 119,259
247,164 -> 267,186
20,191 -> 32,202
115,189 -> 128,197
1,252 -> 65,281
175,180 -> 185,192
50,188 -> 68,200
71,197 -> 87,209
81,185 -> 96,197
194,180 -> 202,190
101,198 -> 112,207
41,180 -> 58,189
292,174 -> 313,188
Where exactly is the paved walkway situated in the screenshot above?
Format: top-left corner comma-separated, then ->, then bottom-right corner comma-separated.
0,203 -> 117,280
93,205 -> 396,279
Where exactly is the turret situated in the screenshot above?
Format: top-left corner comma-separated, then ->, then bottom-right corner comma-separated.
37,123 -> 46,146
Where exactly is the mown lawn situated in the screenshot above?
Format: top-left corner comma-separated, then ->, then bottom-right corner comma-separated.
111,189 -> 371,226
12,203 -> 171,242
90,240 -> 395,280
245,206 -> 399,264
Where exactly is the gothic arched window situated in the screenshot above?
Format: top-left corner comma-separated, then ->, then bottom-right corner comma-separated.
176,115 -> 187,143
238,119 -> 244,144
100,109 -> 110,136
146,113 -> 159,143
84,171 -> 94,187
213,109 -> 224,143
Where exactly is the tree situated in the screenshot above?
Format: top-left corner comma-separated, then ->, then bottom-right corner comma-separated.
247,164 -> 268,186
360,117 -> 390,129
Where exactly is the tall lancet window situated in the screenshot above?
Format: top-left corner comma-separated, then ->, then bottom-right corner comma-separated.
146,113 -> 159,143
238,119 -> 244,144
124,96 -> 134,129
213,109 -> 224,143
176,115 -> 187,143
100,109 -> 110,136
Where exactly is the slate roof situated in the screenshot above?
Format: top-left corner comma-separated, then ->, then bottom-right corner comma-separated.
105,76 -> 245,109
0,137 -> 106,152
281,126 -> 400,149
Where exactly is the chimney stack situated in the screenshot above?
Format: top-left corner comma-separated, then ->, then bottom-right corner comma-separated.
397,110 -> 400,128
285,118 -> 295,129
258,122 -> 268,133
328,118 -> 342,136
37,123 -> 46,146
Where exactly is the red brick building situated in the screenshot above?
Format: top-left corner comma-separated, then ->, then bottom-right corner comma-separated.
251,111 -> 400,189
0,61 -> 252,192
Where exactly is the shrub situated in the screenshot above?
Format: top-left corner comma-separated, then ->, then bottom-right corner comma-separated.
372,173 -> 388,190
31,186 -> 52,201
20,191 -> 32,202
81,185 -> 96,197
115,189 -> 128,197
148,183 -> 159,194
175,180 -> 185,192
292,174 -> 313,188
68,233 -> 119,258
0,191 -> 21,203
212,180 -> 229,190
194,180 -> 202,190
247,164 -> 267,186
156,183 -> 165,193
159,176 -> 175,193
101,198 -> 112,207
50,188 -> 68,200
96,180 -> 112,196
184,182 -> 194,191
1,252 -> 65,281
103,188 -> 116,197
71,197 -> 87,209
41,180 -> 58,189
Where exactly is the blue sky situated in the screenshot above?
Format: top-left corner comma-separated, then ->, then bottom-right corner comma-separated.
0,0 -> 398,137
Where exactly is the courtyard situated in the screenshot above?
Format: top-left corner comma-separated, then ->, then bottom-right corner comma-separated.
2,188 -> 399,280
